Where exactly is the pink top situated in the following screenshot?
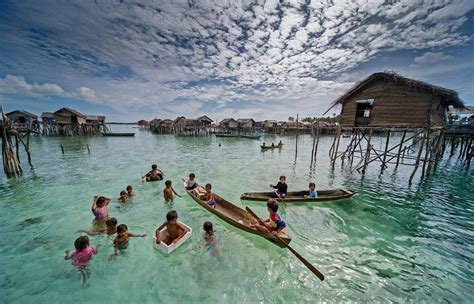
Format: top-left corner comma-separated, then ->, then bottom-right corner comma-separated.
71,246 -> 97,267
93,206 -> 109,221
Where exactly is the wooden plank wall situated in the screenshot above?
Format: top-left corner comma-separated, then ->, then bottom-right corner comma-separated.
339,80 -> 445,128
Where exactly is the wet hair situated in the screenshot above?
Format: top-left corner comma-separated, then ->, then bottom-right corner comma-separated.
309,182 -> 316,188
267,199 -> 279,213
117,224 -> 128,234
120,190 -> 127,196
165,180 -> 172,186
74,236 -> 90,251
152,164 -> 158,169
205,183 -> 212,190
96,196 -> 107,207
126,185 -> 132,191
166,210 -> 178,221
203,221 -> 214,234
106,217 -> 117,227
279,175 -> 286,181
189,173 -> 195,178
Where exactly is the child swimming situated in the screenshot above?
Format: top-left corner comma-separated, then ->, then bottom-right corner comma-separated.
126,185 -> 134,197
155,210 -> 190,245
78,218 -> 118,236
64,236 -> 100,286
203,221 -> 218,256
91,196 -> 111,225
163,180 -> 181,202
118,190 -> 129,203
109,224 -> 146,260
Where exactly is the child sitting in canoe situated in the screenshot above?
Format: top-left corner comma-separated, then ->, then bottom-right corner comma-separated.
203,183 -> 216,208
109,224 -> 146,260
143,164 -> 163,181
184,173 -> 199,190
78,217 -> 118,235
250,199 -> 286,235
304,182 -> 318,199
164,180 -> 181,202
155,210 -> 190,245
64,236 -> 100,286
91,196 -> 111,225
118,191 -> 129,203
126,185 -> 134,197
270,176 -> 288,198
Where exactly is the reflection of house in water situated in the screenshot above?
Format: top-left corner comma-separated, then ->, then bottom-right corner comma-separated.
324,72 -> 468,183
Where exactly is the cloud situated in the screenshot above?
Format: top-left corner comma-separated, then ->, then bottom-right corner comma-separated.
413,52 -> 453,64
0,74 -> 97,102
0,0 -> 473,119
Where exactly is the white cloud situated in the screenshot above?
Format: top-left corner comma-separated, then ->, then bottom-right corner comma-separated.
413,52 -> 453,64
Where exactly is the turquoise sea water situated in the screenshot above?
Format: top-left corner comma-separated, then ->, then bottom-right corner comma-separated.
0,126 -> 473,303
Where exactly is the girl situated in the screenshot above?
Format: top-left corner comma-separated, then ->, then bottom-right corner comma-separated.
203,221 -> 218,256
91,196 -> 111,225
109,224 -> 146,260
304,182 -> 318,199
64,236 -> 100,287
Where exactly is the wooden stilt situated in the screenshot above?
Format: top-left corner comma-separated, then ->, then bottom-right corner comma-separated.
409,133 -> 426,185
395,130 -> 407,169
362,129 -> 373,173
381,130 -> 391,170
61,144 -> 65,154
331,126 -> 341,167
421,129 -> 430,180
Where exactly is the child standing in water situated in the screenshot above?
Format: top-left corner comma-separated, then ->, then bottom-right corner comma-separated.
109,224 -> 146,260
250,199 -> 286,235
64,236 -> 100,287
203,221 -> 218,256
91,196 -> 111,225
78,218 -> 118,236
163,180 -> 181,202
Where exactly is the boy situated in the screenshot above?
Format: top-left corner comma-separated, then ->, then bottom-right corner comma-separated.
270,175 -> 288,198
184,173 -> 199,190
126,185 -> 134,197
143,164 -> 164,181
250,199 -> 286,235
155,210 -> 190,245
163,180 -> 181,202
304,182 -> 317,199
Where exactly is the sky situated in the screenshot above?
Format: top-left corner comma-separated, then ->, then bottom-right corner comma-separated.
0,0 -> 473,122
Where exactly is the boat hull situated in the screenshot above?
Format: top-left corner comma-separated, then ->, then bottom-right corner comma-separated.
101,133 -> 135,137
241,189 -> 356,202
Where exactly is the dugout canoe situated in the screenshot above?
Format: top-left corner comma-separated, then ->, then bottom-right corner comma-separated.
240,134 -> 261,140
240,189 -> 356,202
184,184 -> 291,247
215,133 -> 239,138
261,143 -> 283,150
101,132 -> 135,137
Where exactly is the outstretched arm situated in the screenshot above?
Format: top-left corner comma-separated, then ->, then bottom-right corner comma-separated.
64,250 -> 71,260
77,229 -> 107,235
172,187 -> 182,197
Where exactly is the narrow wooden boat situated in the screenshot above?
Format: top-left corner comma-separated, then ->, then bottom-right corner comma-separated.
184,184 -> 291,247
101,132 -> 135,137
240,134 -> 261,140
215,133 -> 239,138
261,143 -> 283,150
240,189 -> 356,202
153,222 -> 192,254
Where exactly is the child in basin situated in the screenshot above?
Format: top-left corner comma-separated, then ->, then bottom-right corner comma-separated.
91,196 -> 111,225
304,182 -> 318,199
64,236 -> 100,286
164,180 -> 181,202
109,224 -> 146,260
78,217 -> 118,235
250,199 -> 286,236
155,210 -> 190,245
143,164 -> 163,181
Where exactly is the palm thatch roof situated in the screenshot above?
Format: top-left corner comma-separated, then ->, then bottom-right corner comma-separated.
331,72 -> 465,109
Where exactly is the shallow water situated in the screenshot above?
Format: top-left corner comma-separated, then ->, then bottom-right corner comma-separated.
0,126 -> 473,303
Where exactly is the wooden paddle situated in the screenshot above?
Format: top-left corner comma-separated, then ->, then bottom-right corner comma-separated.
246,206 -> 325,282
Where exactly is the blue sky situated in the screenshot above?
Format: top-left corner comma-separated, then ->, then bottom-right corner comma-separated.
0,0 -> 473,122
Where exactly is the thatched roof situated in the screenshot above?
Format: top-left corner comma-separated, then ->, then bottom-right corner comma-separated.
6,110 -> 38,118
332,72 -> 465,109
54,107 -> 86,118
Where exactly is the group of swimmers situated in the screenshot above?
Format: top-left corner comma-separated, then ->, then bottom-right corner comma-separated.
65,167 -> 317,286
